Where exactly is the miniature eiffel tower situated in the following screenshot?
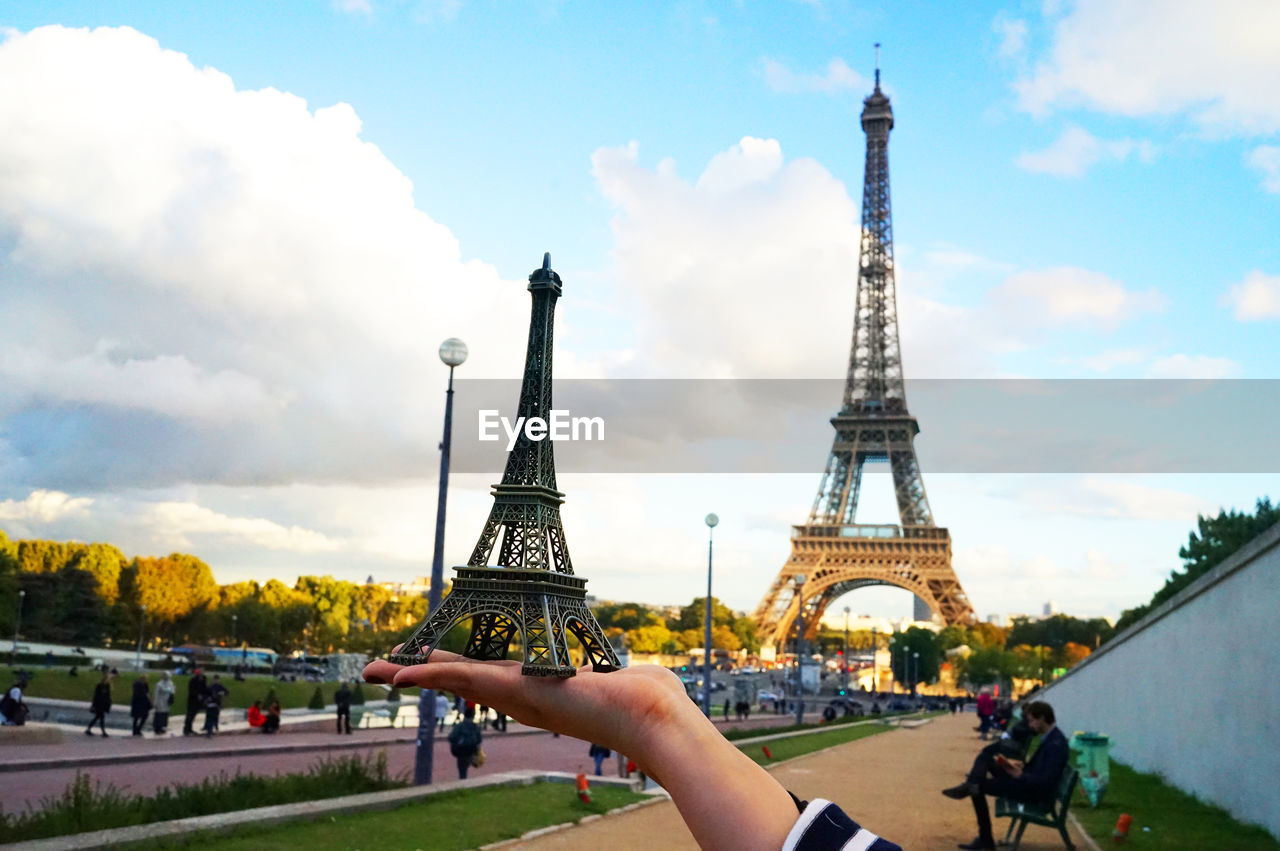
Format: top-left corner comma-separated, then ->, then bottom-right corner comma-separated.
389,254 -> 619,677
753,63 -> 976,652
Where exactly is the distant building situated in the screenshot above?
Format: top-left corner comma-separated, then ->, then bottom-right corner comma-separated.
987,614 -> 1003,625
1043,600 -> 1057,617
378,577 -> 432,598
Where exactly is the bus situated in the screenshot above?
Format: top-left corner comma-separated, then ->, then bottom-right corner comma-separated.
168,645 -> 277,673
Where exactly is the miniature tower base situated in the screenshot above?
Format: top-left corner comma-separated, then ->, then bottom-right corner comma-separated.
388,566 -> 619,678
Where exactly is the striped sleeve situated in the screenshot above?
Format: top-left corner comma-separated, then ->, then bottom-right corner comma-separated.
781,799 -> 901,851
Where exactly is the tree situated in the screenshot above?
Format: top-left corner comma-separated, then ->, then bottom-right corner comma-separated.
594,602 -> 662,632
1115,497 -> 1279,633
67,543 -> 126,604
118,554 -> 218,641
670,597 -> 735,632
888,627 -> 942,691
627,624 -> 673,654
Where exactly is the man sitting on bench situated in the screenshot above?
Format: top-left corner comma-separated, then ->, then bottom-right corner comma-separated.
941,700 -> 1068,850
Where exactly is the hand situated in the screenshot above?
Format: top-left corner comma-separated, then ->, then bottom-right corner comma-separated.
364,649 -> 690,764
1003,758 -> 1024,778
364,650 -> 799,851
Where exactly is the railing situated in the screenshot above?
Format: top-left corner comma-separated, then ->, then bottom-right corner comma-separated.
791,524 -> 949,540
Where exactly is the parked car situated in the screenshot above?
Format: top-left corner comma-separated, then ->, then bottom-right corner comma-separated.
827,697 -> 866,717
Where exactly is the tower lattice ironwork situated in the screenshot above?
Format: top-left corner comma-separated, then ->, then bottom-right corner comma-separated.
753,67 -> 976,651
389,254 -> 620,677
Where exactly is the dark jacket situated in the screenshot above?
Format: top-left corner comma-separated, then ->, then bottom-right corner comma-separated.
91,681 -> 113,712
188,674 -> 208,703
1018,726 -> 1069,799
205,682 -> 228,709
130,680 -> 151,716
335,685 -> 352,709
448,719 -> 482,757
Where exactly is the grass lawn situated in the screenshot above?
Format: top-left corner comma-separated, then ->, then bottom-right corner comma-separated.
173,781 -> 647,850
6,667 -> 394,713
741,719 -> 893,765
1070,759 -> 1279,850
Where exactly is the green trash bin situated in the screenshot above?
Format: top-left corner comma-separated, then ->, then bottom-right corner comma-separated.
1072,732 -> 1112,807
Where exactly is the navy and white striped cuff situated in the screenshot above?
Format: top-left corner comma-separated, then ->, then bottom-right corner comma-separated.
782,799 -> 901,851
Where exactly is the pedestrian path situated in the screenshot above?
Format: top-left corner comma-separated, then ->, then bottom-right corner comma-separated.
514,713 -> 1089,850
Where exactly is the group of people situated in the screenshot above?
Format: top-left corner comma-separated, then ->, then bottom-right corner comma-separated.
246,698 -> 282,733
81,668 -> 229,737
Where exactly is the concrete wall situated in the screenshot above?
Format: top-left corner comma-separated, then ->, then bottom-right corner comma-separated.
1038,521 -> 1280,839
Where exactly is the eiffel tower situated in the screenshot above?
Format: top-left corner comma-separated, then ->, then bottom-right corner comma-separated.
389,254 -> 620,677
753,64 -> 976,652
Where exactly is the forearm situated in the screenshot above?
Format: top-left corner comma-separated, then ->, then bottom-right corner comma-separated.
630,700 -> 797,851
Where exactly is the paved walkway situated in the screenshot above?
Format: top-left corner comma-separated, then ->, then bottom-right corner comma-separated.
517,714 -> 1088,850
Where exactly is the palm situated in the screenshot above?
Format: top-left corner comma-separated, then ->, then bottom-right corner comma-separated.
364,651 -> 688,756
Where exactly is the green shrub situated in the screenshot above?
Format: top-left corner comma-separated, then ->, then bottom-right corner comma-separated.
0,753 -> 402,843
351,682 -> 365,705
307,686 -> 325,710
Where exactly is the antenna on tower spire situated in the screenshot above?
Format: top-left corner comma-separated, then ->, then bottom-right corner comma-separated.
874,42 -> 881,88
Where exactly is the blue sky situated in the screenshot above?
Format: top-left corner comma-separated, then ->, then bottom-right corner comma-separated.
1,1 -> 1277,624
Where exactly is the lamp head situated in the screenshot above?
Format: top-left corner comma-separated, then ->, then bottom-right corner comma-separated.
705,513 -> 719,528
438,337 -> 469,367
794,573 -> 806,586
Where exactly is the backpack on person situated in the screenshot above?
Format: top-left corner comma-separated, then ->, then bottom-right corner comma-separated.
448,722 -> 480,756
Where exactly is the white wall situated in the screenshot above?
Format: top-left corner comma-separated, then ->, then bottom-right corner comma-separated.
1038,522 -> 1280,839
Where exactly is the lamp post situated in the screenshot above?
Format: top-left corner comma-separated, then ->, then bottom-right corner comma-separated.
701,513 -> 718,719
888,636 -> 896,694
416,337 -> 467,786
793,574 -> 806,726
870,626 -> 878,695
912,651 -> 920,697
135,605 -> 147,670
842,607 -> 850,693
11,589 -> 25,664
231,613 -> 238,646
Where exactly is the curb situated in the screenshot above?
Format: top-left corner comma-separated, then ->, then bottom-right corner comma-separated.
731,711 -> 932,747
0,771 -> 644,851
0,726 -> 548,774
1067,813 -> 1104,851
475,787 -> 670,850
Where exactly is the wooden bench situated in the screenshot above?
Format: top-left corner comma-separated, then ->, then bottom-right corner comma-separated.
994,764 -> 1078,849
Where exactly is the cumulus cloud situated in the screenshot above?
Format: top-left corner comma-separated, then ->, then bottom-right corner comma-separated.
141,501 -> 340,552
1247,145 -> 1280,193
1222,270 -> 1280,320
1145,354 -> 1240,379
988,267 -> 1165,328
762,57 -> 868,94
0,25 -> 528,490
1015,126 -> 1154,176
1014,0 -> 1280,134
0,489 -> 94,524
994,14 -> 1029,60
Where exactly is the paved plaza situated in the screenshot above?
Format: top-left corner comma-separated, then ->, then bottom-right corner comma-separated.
518,713 -> 1089,851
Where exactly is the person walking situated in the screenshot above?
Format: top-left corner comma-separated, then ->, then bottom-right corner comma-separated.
589,742 -> 611,775
435,691 -> 450,731
493,709 -> 507,732
183,669 -> 208,735
152,671 -> 175,735
335,680 -> 352,734
130,675 -> 151,736
86,670 -> 113,737
975,690 -> 994,740
203,674 -> 228,737
447,709 -> 483,779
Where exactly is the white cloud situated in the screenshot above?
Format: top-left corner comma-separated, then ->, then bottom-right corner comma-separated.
994,15 -> 1028,60
142,501 -> 340,553
1016,126 -> 1154,177
988,267 -> 1165,327
1145,354 -> 1240,379
0,489 -> 94,524
762,57 -> 868,95
332,0 -> 373,14
0,25 -> 528,489
1222,270 -> 1280,320
1017,477 -> 1216,523
1247,145 -> 1280,193
1015,0 -> 1280,134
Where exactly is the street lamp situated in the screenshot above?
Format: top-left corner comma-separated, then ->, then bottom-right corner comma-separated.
702,513 -> 718,719
793,574 -> 806,726
11,589 -> 25,664
231,613 -> 238,646
842,606 -> 850,693
912,651 -> 920,696
135,605 -> 147,671
870,626 -> 878,695
416,336 -> 468,786
888,636 -> 897,694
